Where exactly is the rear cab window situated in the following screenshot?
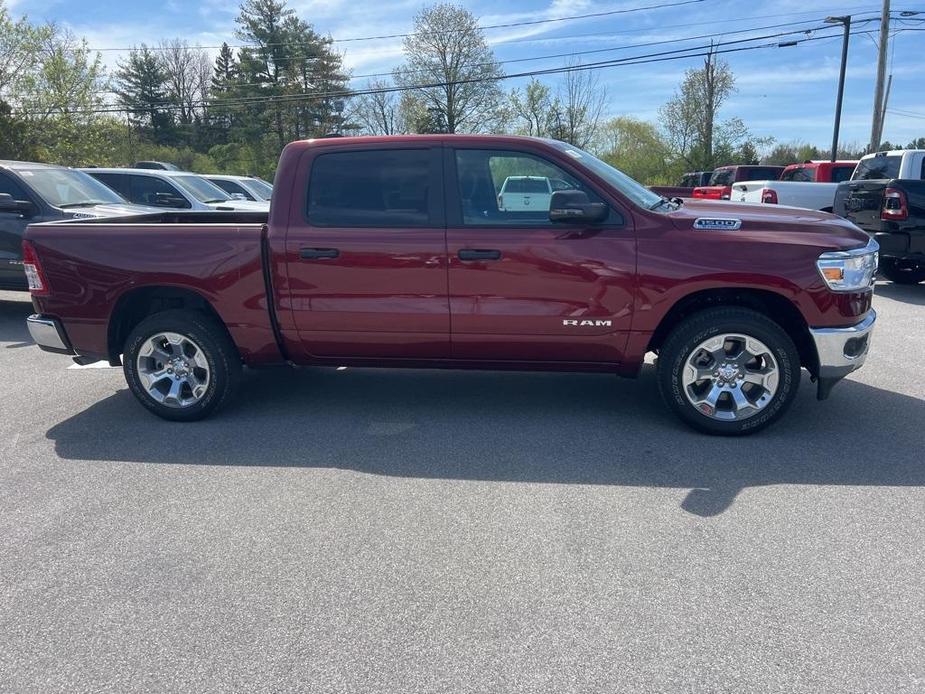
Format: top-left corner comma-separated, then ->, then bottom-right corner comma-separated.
709,169 -> 734,186
852,155 -> 901,180
737,167 -> 782,182
781,167 -> 815,182
307,148 -> 440,227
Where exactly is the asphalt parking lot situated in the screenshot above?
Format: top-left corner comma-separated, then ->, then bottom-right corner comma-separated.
1,284 -> 923,693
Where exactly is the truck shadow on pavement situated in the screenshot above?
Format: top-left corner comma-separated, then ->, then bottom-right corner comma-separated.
46,365 -> 925,517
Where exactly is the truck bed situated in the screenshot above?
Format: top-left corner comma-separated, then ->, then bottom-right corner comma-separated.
26,214 -> 280,364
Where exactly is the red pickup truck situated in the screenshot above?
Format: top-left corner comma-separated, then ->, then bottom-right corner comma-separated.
24,135 -> 878,435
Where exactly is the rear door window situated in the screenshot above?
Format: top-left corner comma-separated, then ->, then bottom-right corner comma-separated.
307,149 -> 437,227
852,155 -> 901,180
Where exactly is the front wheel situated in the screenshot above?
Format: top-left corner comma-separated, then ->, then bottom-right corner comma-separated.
657,308 -> 801,435
123,310 -> 242,421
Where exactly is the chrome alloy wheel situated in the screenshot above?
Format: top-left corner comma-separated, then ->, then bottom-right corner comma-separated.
681,333 -> 779,421
136,332 -> 210,408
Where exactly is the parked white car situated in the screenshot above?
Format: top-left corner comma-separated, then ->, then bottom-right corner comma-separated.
730,161 -> 858,212
205,174 -> 273,202
82,168 -> 270,212
498,176 -> 553,211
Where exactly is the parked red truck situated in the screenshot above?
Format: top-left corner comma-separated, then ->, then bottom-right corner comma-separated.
24,135 -> 878,435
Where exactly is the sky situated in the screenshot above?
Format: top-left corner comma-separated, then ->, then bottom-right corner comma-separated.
6,0 -> 925,150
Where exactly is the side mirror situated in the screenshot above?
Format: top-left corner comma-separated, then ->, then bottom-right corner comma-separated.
0,192 -> 34,216
549,190 -> 608,224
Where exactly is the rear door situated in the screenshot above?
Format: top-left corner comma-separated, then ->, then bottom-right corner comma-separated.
283,145 -> 449,360
445,146 -> 635,363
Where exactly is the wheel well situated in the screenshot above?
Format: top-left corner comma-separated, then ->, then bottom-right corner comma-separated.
107,287 -> 228,365
648,288 -> 817,372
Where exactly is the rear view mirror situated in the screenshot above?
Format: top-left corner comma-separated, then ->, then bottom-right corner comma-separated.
549,190 -> 608,224
0,192 -> 35,216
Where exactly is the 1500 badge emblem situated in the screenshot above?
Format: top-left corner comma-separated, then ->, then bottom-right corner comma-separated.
563,319 -> 612,327
693,218 -> 742,231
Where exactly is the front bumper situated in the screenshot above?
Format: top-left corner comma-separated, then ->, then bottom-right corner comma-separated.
26,314 -> 74,355
809,309 -> 876,400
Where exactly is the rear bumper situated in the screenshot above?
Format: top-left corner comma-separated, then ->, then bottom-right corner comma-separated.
26,314 -> 74,354
809,309 -> 876,399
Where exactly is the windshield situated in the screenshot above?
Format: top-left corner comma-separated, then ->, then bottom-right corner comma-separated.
243,178 -> 273,200
852,155 -> 901,180
21,168 -> 126,207
548,140 -> 662,210
171,175 -> 231,203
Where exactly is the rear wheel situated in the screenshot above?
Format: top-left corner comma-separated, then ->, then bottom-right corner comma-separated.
657,308 -> 800,435
123,310 -> 241,421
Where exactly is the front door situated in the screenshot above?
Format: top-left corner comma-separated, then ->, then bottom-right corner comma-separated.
283,145 -> 449,360
445,147 -> 636,364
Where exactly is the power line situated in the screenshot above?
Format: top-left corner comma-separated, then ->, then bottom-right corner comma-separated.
88,0 -> 706,52
93,15 -> 876,97
15,25 -> 872,118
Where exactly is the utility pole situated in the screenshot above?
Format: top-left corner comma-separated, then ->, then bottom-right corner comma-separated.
877,74 -> 893,147
869,0 -> 890,153
826,16 -> 851,161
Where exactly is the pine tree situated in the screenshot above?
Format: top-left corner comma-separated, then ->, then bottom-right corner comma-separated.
115,45 -> 174,144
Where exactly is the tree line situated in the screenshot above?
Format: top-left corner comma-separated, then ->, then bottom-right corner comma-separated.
1,0 -> 922,183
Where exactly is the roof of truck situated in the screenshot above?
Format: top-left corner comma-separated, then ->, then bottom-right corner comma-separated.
0,160 -> 66,170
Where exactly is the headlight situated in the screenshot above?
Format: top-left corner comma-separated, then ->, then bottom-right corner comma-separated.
816,239 -> 879,291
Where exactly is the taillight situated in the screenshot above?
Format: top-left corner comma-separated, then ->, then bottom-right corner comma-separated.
21,239 -> 48,294
761,188 -> 779,204
720,186 -> 732,200
881,187 -> 908,221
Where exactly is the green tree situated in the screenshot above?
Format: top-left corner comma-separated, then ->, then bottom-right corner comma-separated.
596,116 -> 676,184
509,79 -> 556,137
659,48 -> 738,170
115,45 -> 175,144
395,3 -> 505,134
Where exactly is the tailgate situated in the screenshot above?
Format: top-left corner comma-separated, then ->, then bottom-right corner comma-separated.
730,182 -> 766,203
835,180 -> 886,230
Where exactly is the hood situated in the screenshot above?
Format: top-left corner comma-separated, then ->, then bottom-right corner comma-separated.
666,198 -> 869,252
206,200 -> 270,212
64,203 -> 163,219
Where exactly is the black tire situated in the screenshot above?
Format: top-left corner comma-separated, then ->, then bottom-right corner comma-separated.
656,307 -> 801,436
880,261 -> 925,285
123,310 -> 242,421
